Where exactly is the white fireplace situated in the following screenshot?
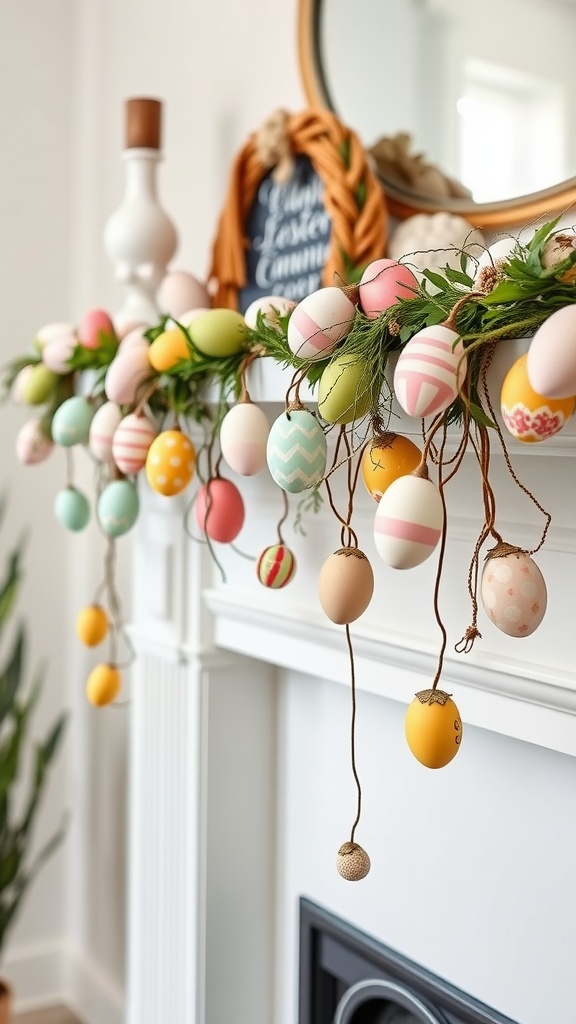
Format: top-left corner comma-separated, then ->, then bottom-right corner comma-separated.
126,354 -> 576,1024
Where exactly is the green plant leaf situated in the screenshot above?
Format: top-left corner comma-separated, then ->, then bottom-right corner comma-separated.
0,626 -> 25,727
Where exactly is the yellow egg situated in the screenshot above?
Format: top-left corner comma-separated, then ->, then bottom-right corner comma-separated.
405,690 -> 462,768
145,429 -> 196,496
76,604 -> 109,646
188,309 -> 247,358
361,433 -> 421,502
501,352 -> 575,443
148,327 -> 191,372
318,353 -> 374,425
86,663 -> 121,707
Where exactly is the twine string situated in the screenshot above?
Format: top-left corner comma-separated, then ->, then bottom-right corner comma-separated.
345,623 -> 362,845
431,422 -> 449,690
277,489 -> 289,545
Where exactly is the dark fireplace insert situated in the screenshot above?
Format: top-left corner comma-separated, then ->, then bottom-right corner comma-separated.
299,899 -> 519,1024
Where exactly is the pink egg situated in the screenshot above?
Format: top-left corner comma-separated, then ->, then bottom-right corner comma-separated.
16,418 -> 54,465
244,295 -> 296,330
112,412 -> 157,474
42,333 -> 77,374
36,321 -> 75,347
481,549 -> 547,637
394,325 -> 467,418
89,401 -> 123,462
527,305 -> 576,398
219,402 -> 270,476
359,259 -> 418,318
373,474 -> 443,569
195,478 -> 245,542
78,308 -> 116,350
157,271 -> 209,318
287,287 -> 356,362
117,320 -> 148,340
118,326 -> 150,353
104,346 -> 152,405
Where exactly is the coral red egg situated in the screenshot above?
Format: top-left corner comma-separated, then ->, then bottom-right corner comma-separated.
78,309 -> 116,350
195,479 -> 245,542
359,259 -> 418,318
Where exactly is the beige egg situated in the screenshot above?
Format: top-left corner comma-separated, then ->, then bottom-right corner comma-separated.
318,548 -> 374,625
480,548 -> 547,637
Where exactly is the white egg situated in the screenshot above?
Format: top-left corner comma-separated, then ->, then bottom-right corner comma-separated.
104,347 -> 152,405
220,402 -> 270,476
244,295 -> 296,330
526,305 -> 576,398
89,402 -> 123,462
373,474 -> 443,569
36,321 -> 76,347
474,236 -> 518,275
42,332 -> 77,374
118,326 -> 150,352
287,287 -> 355,362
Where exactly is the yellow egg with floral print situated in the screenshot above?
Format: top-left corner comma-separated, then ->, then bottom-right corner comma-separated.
501,353 -> 575,443
145,429 -> 196,496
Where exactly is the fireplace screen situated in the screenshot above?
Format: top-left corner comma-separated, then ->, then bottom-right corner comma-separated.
299,899 -> 519,1024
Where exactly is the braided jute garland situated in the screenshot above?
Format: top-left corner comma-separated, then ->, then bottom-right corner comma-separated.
209,107 -> 388,309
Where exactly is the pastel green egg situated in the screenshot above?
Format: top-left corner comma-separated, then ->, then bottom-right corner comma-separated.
318,354 -> 374,425
51,396 -> 95,446
97,479 -> 140,537
54,487 -> 91,531
266,409 -> 327,493
188,309 -> 247,358
21,364 -> 57,406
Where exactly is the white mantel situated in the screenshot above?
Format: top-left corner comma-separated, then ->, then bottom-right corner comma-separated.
127,348 -> 576,1024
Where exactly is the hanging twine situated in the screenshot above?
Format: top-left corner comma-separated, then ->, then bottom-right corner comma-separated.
345,623 -> 362,845
276,489 -> 289,545
208,107 -> 388,308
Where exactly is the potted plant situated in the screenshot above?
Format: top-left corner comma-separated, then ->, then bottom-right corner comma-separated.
0,514 -> 67,1023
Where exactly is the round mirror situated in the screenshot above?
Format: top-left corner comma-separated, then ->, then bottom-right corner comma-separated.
299,0 -> 576,226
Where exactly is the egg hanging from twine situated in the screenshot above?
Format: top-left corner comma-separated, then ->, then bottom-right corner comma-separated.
318,547 -> 374,625
405,689 -> 462,769
336,842 -> 371,881
480,542 -> 547,638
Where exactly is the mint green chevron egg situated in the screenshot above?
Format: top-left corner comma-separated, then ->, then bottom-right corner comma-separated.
266,409 -> 327,493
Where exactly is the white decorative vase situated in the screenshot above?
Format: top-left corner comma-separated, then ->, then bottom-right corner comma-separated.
103,98 -> 178,331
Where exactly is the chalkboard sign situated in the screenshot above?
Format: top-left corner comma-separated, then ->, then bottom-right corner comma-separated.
238,155 -> 331,314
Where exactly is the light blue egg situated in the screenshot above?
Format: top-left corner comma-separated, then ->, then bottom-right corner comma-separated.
51,396 -> 95,447
97,480 -> 139,537
54,487 -> 91,531
266,409 -> 327,493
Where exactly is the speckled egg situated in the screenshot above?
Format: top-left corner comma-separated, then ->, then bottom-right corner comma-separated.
361,433 -> 421,502
527,305 -> 576,398
501,353 -> 575,442
148,326 -> 191,372
112,413 -> 157,474
287,287 -> 355,362
104,346 -> 152,405
244,295 -> 296,330
373,473 -> 443,569
480,548 -> 547,637
97,479 -> 140,537
266,409 -> 327,493
54,487 -> 91,531
359,259 -> 418,318
220,401 -> 270,476
51,396 -> 95,446
78,308 -> 116,350
394,325 -> 467,418
256,544 -> 296,588
195,478 -> 245,542
318,548 -> 374,624
188,309 -> 247,358
317,354 -> 373,425
88,402 -> 123,462
145,430 -> 196,496
16,418 -> 54,465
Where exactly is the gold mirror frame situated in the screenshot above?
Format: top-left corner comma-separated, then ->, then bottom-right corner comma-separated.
298,0 -> 576,229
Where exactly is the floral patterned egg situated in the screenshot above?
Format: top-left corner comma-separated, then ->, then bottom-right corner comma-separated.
266,409 -> 327,493
500,353 -> 575,443
480,548 -> 547,637
145,429 -> 196,496
394,325 -> 467,418
112,413 -> 157,475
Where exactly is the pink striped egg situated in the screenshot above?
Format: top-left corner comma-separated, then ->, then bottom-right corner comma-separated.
257,544 -> 296,589
394,325 -> 467,419
112,413 -> 157,475
89,401 -> 123,462
287,287 -> 355,362
373,474 -> 443,569
359,259 -> 418,318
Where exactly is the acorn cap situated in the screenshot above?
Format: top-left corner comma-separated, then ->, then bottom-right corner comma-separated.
125,98 -> 162,150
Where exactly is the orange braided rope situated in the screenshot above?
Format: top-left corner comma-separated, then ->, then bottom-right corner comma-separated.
208,108 -> 388,309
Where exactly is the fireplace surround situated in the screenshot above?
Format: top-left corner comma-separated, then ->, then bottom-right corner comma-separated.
299,900 -> 518,1024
